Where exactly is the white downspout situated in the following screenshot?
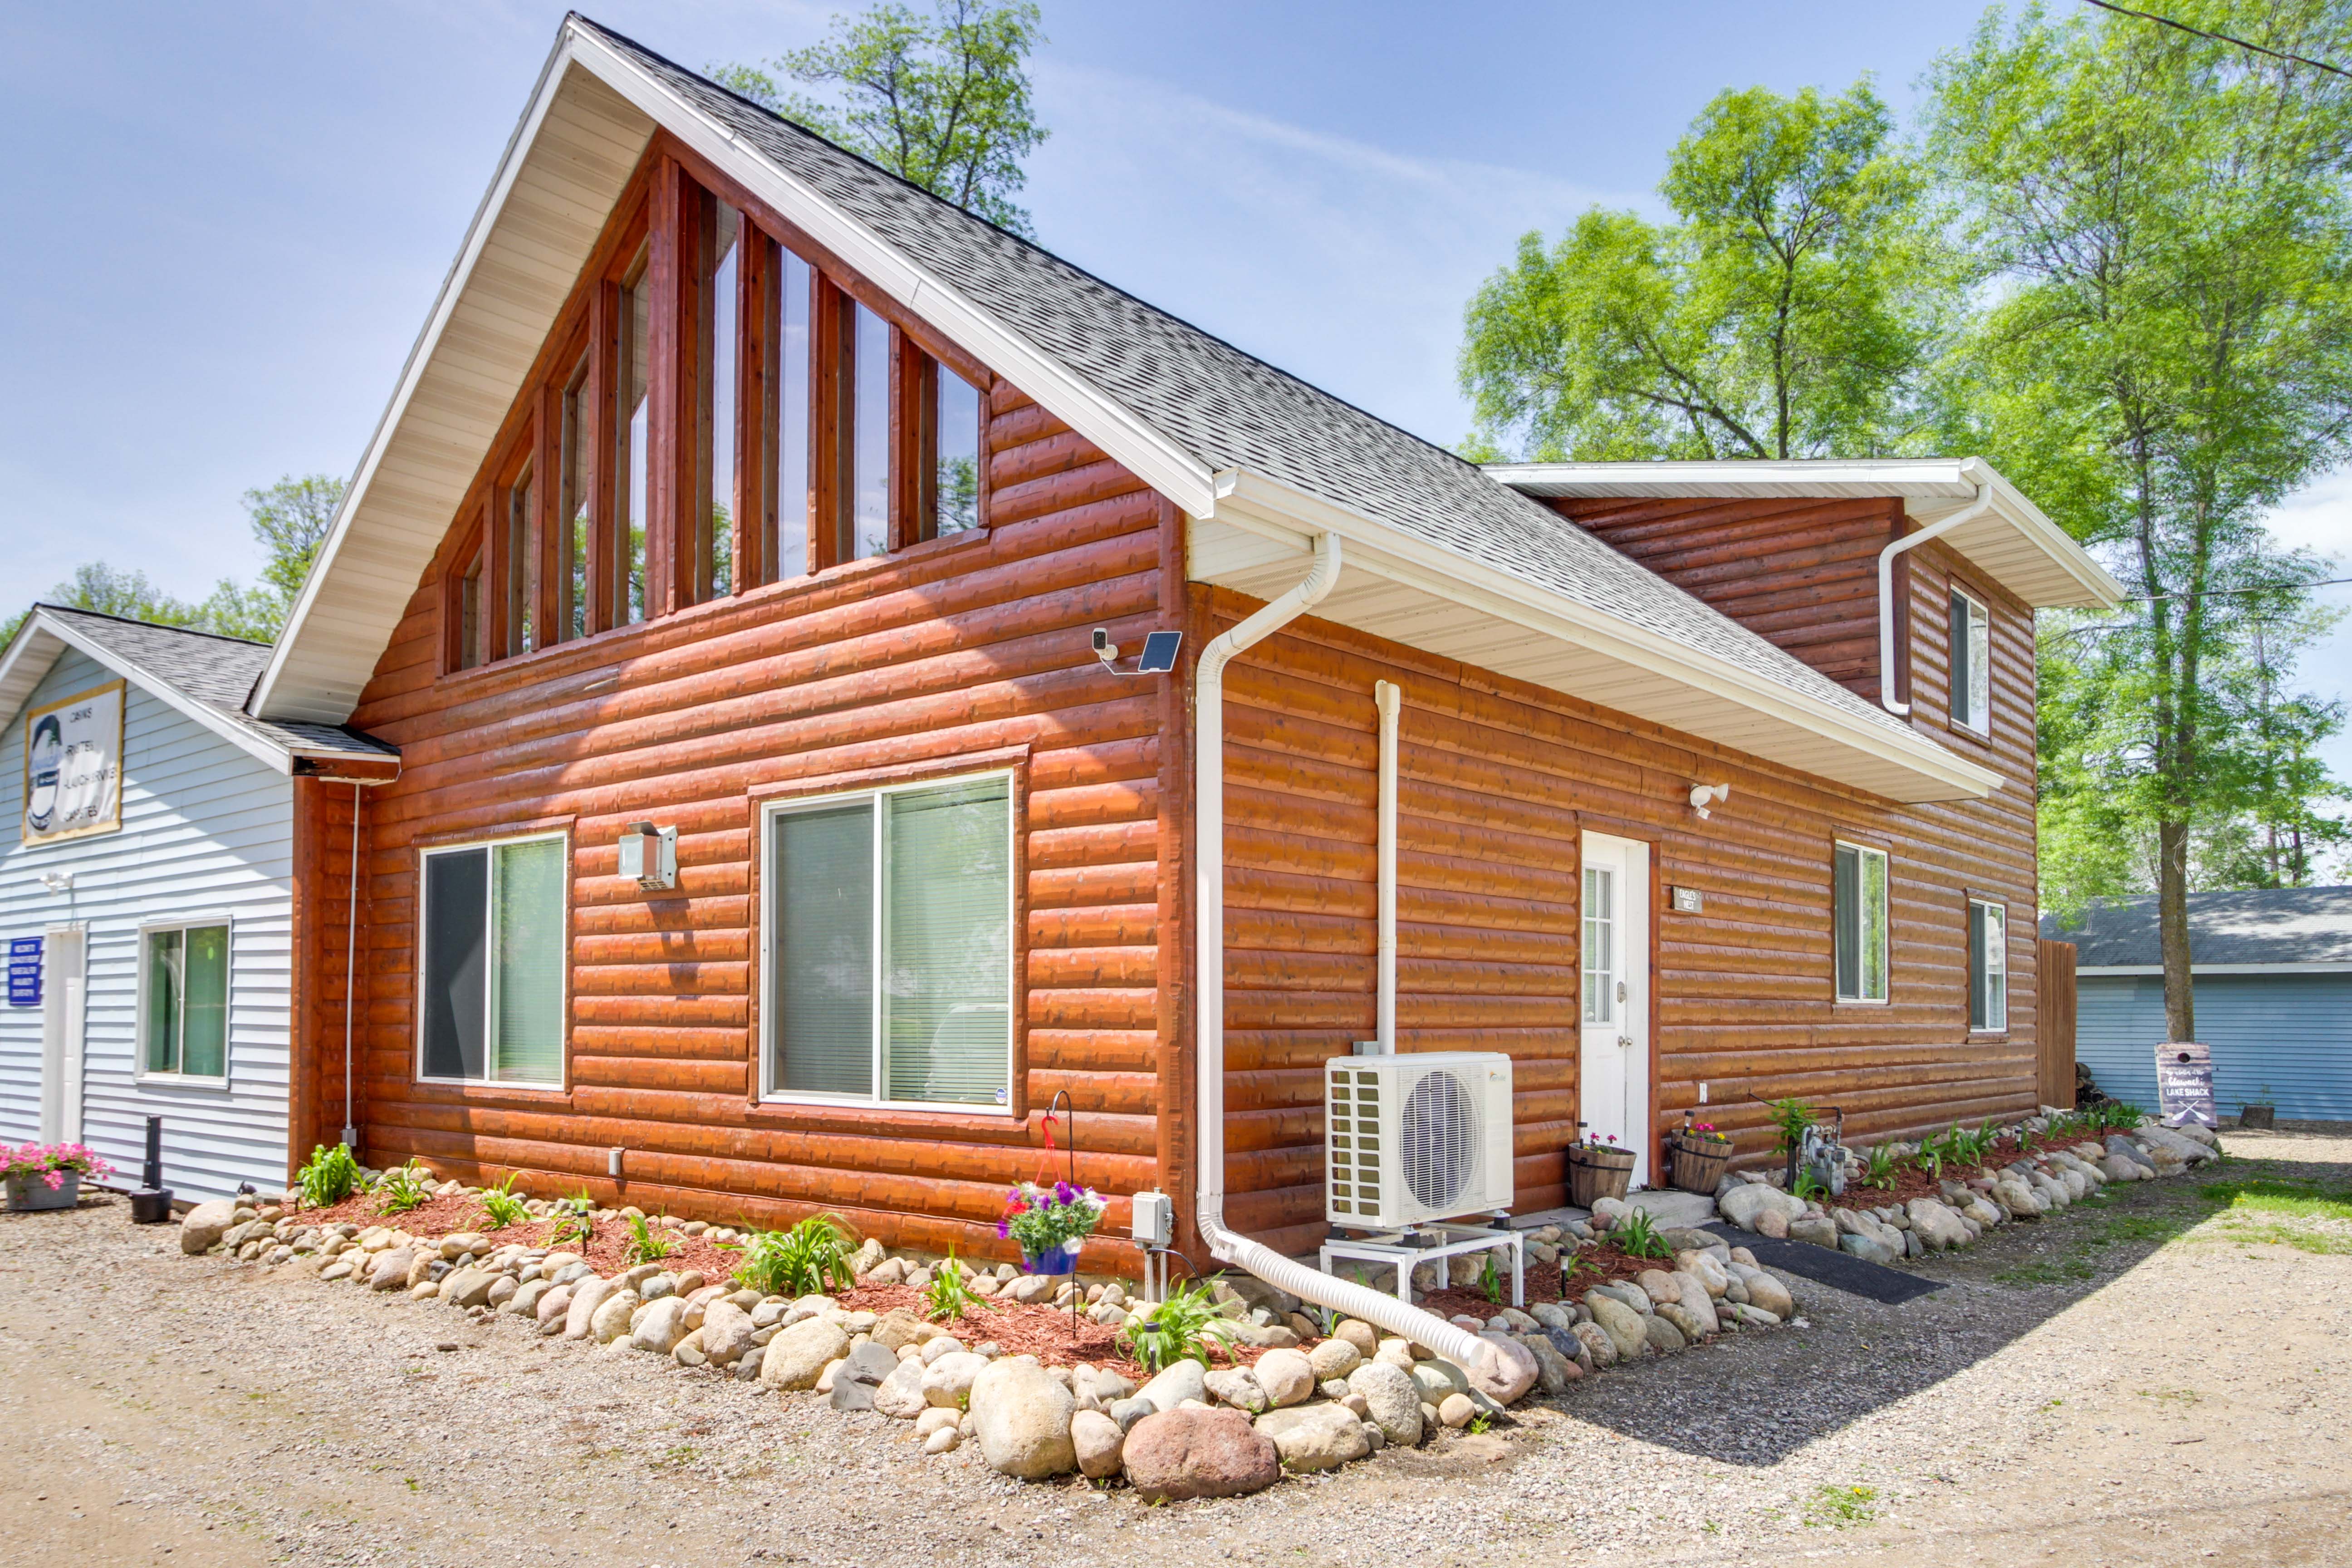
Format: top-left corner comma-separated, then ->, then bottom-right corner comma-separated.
1374,680 -> 1400,1054
1193,534 -> 1536,1404
343,782 -> 363,1148
1877,482 -> 1995,715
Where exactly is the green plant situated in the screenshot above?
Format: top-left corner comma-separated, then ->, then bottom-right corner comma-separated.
1477,1250 -> 1504,1305
924,1249 -> 979,1321
374,1159 -> 431,1214
731,1214 -> 858,1298
1791,1166 -> 1826,1203
295,1142 -> 362,1209
1803,1484 -> 1878,1529
479,1172 -> 529,1229
1612,1209 -> 1673,1260
1465,1410 -> 1493,1436
624,1211 -> 677,1265
1114,1279 -> 1237,1372
996,1180 -> 1105,1262
1766,1097 -> 1818,1156
1909,1144 -> 1944,1183
2094,1101 -> 2146,1135
1861,1144 -> 1899,1191
545,1189 -> 595,1249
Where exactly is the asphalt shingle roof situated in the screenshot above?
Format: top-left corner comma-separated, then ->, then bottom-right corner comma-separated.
2043,887 -> 2352,968
35,606 -> 396,761
584,20 -> 1926,747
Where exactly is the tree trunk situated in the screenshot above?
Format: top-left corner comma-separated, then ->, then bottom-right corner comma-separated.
2156,816 -> 2195,1041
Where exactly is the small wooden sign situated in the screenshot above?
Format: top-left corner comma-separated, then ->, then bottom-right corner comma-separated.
1669,886 -> 1704,914
2155,1041 -> 2216,1128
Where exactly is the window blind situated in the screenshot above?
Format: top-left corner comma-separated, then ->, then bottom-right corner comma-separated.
883,778 -> 1011,1106
181,925 -> 230,1079
773,803 -> 876,1097
492,839 -> 565,1084
422,848 -> 489,1079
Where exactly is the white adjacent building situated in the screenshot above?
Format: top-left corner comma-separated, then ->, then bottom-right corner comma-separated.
0,606 -> 395,1199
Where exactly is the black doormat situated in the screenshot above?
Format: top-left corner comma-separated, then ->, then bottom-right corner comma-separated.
1705,1224 -> 1947,1304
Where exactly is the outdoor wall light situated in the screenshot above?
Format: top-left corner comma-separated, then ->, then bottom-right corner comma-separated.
1688,782 -> 1731,820
617,822 -> 678,891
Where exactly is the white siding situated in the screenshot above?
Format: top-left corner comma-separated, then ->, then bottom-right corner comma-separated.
0,648 -> 293,1198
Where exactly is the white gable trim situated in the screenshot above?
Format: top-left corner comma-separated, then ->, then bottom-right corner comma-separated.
0,610 -> 291,774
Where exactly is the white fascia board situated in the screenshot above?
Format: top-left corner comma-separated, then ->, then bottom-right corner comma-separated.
0,618 -> 67,726
2077,962 -> 2352,976
564,25 -> 1220,521
23,612 -> 294,775
1956,461 -> 2126,608
1206,469 -> 2004,802
251,28 -> 585,722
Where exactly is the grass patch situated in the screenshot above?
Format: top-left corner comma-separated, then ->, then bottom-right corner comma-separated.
1994,1255 -> 2094,1286
1803,1484 -> 1879,1528
2200,1176 -> 2352,1254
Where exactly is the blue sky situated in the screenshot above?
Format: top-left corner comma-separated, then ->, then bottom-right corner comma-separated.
2,0 -> 2344,779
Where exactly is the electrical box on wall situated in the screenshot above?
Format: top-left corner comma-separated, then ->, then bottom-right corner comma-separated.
1131,1190 -> 1174,1247
618,823 -> 677,891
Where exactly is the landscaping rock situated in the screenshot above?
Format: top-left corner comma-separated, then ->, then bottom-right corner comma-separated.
1252,1347 -> 1316,1407
1674,1250 -> 1732,1298
2138,1124 -> 2216,1165
1408,1358 -> 1467,1405
1584,1292 -> 1649,1362
872,1357 -> 930,1419
1786,1215 -> 1839,1249
1203,1367 -> 1269,1413
1669,1275 -> 1720,1335
1437,1392 -> 1477,1429
1655,1302 -> 1706,1341
503,1278 -> 548,1317
1107,1395 -> 1155,1432
870,1308 -> 932,1352
589,1289 -> 639,1344
699,1300 -> 755,1366
563,1276 -> 615,1338
969,1355 -> 1077,1479
1755,1206 -> 1790,1240
1717,1183 -> 1805,1233
1345,1361 -> 1425,1446
1072,1408 -> 1126,1479
1569,1320 -> 1618,1369
632,1296 -> 691,1354
1122,1408 -> 1279,1502
1306,1337 -> 1362,1382
921,1351 -> 988,1409
1256,1403 -> 1370,1471
1521,1332 -> 1578,1393
1137,1358 -> 1208,1413
1335,1319 -> 1379,1356
1644,1313 -> 1688,1353
181,1200 -> 236,1254
1907,1198 -> 1973,1251
440,1268 -> 498,1308
535,1285 -> 572,1331
1993,1176 -> 2043,1218
1634,1269 -> 1681,1305
1838,1232 -> 1899,1266
759,1316 -> 850,1391
368,1248 -> 417,1291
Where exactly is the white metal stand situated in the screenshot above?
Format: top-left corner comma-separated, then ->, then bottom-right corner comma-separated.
1318,1221 -> 1524,1308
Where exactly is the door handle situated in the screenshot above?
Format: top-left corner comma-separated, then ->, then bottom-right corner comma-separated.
1618,1036 -> 1634,1050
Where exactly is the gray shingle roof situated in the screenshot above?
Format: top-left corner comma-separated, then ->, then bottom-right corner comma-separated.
2043,888 -> 2352,968
583,20 -> 1927,747
35,606 -> 397,761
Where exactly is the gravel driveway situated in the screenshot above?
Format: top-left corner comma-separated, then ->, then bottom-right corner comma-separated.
3,1125 -> 2344,1568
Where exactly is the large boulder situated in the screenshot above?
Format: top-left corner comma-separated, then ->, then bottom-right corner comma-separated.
1121,1408 -> 1279,1502
699,1300 -> 756,1366
2138,1124 -> 2216,1165
1569,1320 -> 1619,1369
564,1276 -> 617,1339
1136,1358 -> 1208,1413
759,1316 -> 851,1391
1906,1198 -> 1973,1252
1345,1361 -> 1424,1447
1717,1183 -> 1806,1233
1255,1403 -> 1371,1472
969,1355 -> 1078,1479
632,1296 -> 692,1355
368,1247 -> 418,1292
872,1357 -> 931,1419
1583,1291 -> 1649,1362
921,1351 -> 990,1409
180,1200 -> 237,1254
589,1290 -> 640,1345
1251,1348 -> 1317,1408
1306,1338 -> 1362,1383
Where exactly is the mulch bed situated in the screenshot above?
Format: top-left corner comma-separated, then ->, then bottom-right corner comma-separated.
1822,1134 -> 2047,1211
1412,1240 -> 1679,1323
293,1192 -> 740,1284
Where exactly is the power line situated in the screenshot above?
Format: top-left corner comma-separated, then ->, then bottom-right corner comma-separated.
2123,574 -> 2352,603
2082,0 -> 2352,80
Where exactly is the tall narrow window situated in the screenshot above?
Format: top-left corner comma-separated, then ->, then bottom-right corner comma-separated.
772,246 -> 813,580
852,304 -> 892,560
420,835 -> 566,1087
1968,898 -> 2008,1030
764,774 -> 1013,1109
933,362 -> 982,536
457,539 -> 487,670
699,201 -> 742,602
142,923 -> 229,1080
1833,841 -> 1889,1002
617,249 -> 652,625
504,459 -> 537,658
1582,865 -> 1615,1024
559,353 -> 592,642
1950,588 -> 1990,733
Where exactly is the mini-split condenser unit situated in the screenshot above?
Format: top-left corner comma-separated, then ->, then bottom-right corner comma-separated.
1325,1052 -> 1514,1229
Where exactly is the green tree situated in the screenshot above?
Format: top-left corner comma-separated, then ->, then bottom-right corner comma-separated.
714,0 -> 1048,236
1459,80 -> 1954,461
1929,0 -> 2352,1037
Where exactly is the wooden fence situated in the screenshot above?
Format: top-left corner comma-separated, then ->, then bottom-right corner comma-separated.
2038,938 -> 2078,1108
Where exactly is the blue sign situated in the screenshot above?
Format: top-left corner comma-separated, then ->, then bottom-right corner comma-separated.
6,936 -> 40,1009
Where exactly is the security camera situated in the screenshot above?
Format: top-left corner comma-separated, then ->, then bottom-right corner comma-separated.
1093,627 -> 1120,670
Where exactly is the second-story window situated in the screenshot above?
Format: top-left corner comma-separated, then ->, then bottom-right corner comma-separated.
1950,587 -> 1989,733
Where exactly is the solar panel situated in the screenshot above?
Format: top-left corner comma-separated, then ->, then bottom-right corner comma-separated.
1137,630 -> 1183,673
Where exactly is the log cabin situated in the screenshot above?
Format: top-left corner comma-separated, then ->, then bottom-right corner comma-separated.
243,17 -> 2123,1275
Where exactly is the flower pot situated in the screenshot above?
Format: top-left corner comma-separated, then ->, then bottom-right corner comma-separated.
1567,1147 -> 1636,1209
2239,1103 -> 2276,1130
4,1172 -> 81,1212
1021,1244 -> 1078,1276
1666,1135 -> 1732,1196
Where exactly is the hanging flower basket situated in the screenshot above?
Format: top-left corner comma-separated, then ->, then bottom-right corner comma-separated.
998,1179 -> 1103,1275
1666,1127 -> 1734,1195
1021,1242 -> 1080,1277
1567,1142 -> 1636,1208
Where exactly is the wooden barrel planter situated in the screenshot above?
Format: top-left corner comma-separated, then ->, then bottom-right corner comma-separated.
1665,1133 -> 1733,1196
1567,1146 -> 1636,1208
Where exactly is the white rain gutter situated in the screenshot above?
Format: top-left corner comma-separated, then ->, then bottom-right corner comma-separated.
1877,483 -> 1994,716
1193,533 -> 1536,1404
1375,680 -> 1401,1054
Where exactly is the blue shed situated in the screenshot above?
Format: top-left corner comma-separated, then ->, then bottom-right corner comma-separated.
2043,887 -> 2352,1122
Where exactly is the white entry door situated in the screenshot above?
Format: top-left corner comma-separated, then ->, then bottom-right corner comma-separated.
39,927 -> 88,1144
1577,833 -> 1651,1186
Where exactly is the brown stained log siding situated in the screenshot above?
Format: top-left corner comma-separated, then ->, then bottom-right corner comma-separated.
1548,495 -> 1906,698
1208,523 -> 2038,1258
329,376 -> 1175,1268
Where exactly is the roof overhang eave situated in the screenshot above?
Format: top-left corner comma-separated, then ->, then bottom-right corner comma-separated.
1,609 -> 299,775
1204,468 -> 2004,804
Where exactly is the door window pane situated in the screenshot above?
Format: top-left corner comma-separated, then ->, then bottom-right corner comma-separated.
705,203 -> 741,601
884,778 -> 1011,1105
181,925 -> 229,1079
422,847 -> 490,1080
617,253 -> 651,624
934,363 -> 981,535
772,803 -> 876,1097
853,304 -> 891,559
144,928 -> 183,1073
1582,865 -> 1614,1025
493,839 -> 566,1083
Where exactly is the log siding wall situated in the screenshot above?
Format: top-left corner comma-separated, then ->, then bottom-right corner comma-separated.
1209,526 -> 2038,1258
323,378 -> 1176,1267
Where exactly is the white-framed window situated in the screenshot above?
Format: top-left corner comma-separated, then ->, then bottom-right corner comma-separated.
417,831 -> 568,1087
761,771 -> 1014,1112
1968,897 -> 2008,1031
1949,587 -> 1990,734
1833,841 -> 1889,1003
1582,864 -> 1614,1025
138,918 -> 231,1083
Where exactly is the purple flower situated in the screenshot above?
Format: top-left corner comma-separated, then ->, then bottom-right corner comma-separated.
1053,1180 -> 1074,1206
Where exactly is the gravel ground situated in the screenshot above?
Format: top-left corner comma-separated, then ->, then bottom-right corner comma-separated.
2,1125 -> 2345,1568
